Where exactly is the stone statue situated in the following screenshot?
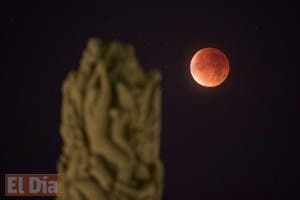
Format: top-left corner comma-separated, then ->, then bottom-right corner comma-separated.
57,38 -> 164,200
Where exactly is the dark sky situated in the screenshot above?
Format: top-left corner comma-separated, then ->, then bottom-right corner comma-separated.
1,2 -> 299,199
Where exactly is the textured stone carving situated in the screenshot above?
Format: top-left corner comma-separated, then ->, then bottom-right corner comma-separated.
57,38 -> 163,200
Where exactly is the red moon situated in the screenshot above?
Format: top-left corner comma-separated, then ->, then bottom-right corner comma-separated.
190,48 -> 230,87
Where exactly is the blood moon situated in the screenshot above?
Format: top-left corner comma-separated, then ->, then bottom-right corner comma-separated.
190,48 -> 229,87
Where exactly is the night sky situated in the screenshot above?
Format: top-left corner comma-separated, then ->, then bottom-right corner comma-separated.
1,2 -> 299,199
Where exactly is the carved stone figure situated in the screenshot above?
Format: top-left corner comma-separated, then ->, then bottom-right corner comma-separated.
57,38 -> 164,200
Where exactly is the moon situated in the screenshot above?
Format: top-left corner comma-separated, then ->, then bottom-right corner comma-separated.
190,48 -> 230,87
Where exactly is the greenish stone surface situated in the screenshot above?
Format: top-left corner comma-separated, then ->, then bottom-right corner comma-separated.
57,38 -> 164,200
